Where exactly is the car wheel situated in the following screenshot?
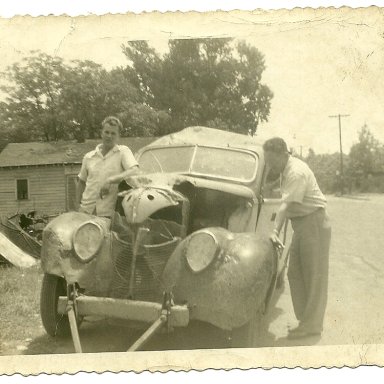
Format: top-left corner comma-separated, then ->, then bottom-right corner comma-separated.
230,305 -> 265,348
40,273 -> 76,337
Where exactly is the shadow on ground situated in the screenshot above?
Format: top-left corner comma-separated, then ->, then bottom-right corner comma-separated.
25,318 -> 234,354
24,281 -> 322,354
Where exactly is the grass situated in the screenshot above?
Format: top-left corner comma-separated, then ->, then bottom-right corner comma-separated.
0,264 -> 43,344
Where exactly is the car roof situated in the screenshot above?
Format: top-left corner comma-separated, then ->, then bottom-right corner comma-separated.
145,126 -> 264,154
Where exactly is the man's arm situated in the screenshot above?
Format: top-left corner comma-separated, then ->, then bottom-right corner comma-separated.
274,201 -> 289,234
100,147 -> 140,198
100,161 -> 140,198
99,166 -> 140,198
269,169 -> 306,249
106,165 -> 140,185
75,178 -> 86,210
76,155 -> 88,210
270,201 -> 289,249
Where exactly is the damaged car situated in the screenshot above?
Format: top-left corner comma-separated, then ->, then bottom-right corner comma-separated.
40,126 -> 290,352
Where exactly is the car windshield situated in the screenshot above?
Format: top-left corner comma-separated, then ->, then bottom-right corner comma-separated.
138,145 -> 258,182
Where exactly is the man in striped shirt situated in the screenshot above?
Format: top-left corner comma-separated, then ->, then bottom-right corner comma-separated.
263,137 -> 331,339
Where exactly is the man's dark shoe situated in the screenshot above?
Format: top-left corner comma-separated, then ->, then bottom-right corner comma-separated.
287,327 -> 321,339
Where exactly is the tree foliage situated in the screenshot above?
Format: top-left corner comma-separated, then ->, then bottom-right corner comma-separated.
347,125 -> 384,192
0,40 -> 273,145
0,53 -> 67,142
0,52 -> 168,143
122,38 -> 273,135
305,149 -> 344,193
305,126 -> 384,194
348,124 -> 384,177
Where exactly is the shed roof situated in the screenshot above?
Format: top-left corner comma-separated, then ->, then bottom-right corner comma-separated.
0,137 -> 155,168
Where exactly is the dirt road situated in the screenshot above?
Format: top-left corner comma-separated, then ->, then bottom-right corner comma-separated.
1,194 -> 384,354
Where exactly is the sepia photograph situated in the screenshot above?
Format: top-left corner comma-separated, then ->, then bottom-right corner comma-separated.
0,4 -> 384,375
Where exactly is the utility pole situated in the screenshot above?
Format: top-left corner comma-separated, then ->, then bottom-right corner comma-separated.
329,114 -> 350,195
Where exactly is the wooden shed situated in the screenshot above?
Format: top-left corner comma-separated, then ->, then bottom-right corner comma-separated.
0,138 -> 154,217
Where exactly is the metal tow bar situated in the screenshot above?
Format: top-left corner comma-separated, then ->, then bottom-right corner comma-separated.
66,284 -> 82,353
127,292 -> 174,352
127,314 -> 167,352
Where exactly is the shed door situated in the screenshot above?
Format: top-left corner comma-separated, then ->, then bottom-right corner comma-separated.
66,175 -> 78,211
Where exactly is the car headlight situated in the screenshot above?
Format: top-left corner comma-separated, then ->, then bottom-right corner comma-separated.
185,230 -> 220,273
72,221 -> 104,263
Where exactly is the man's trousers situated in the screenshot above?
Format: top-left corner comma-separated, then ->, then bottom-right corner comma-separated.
288,208 -> 332,333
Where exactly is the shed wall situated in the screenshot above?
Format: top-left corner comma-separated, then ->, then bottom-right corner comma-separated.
0,165 -> 79,216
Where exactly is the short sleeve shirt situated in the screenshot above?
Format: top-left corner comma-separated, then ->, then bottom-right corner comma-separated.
78,144 -> 138,216
281,156 -> 326,218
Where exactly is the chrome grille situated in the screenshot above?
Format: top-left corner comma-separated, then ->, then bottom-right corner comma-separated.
109,220 -> 182,302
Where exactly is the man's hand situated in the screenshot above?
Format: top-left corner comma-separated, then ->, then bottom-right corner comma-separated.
270,202 -> 289,250
100,181 -> 111,199
270,231 -> 284,250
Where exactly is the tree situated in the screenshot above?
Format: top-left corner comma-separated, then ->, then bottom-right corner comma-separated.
307,147 -> 316,161
305,150 -> 343,193
117,102 -> 171,137
347,125 -> 384,192
59,62 -> 142,141
0,51 -> 170,144
0,52 -> 68,142
122,38 -> 273,135
349,124 -> 384,176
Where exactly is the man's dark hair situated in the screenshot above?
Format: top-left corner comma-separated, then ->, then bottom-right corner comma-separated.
263,137 -> 289,154
101,116 -> 123,133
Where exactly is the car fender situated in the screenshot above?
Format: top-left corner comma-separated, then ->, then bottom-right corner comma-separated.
161,227 -> 277,330
41,212 -> 114,294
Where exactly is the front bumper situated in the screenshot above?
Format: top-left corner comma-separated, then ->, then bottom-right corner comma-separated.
57,295 -> 190,327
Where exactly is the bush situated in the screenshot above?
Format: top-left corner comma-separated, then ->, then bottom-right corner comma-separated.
356,175 -> 384,193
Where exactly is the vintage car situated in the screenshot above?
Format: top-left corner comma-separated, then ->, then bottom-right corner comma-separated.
40,126 -> 290,352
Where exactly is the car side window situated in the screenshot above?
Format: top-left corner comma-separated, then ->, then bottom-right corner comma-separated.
262,167 -> 282,199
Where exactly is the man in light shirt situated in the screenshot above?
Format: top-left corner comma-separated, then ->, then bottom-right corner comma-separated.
76,116 -> 140,217
263,137 -> 331,339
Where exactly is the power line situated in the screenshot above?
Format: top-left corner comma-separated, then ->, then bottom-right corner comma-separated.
329,114 -> 350,195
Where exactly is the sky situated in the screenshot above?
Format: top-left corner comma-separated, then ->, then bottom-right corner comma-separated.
0,5 -> 383,155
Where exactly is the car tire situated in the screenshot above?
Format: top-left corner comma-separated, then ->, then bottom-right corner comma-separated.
230,305 -> 265,348
40,273 -> 72,337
